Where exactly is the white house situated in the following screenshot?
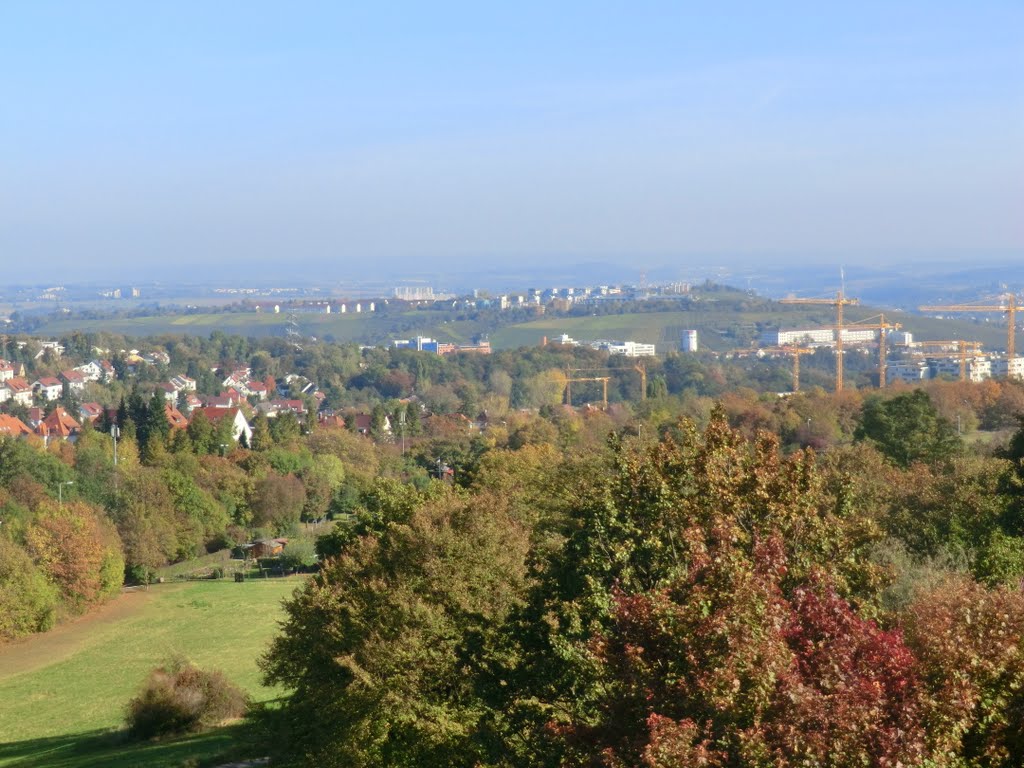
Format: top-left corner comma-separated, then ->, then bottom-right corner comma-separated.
60,370 -> 87,394
73,361 -> 104,382
192,407 -> 253,444
4,378 -> 34,406
170,374 -> 197,392
33,377 -> 63,401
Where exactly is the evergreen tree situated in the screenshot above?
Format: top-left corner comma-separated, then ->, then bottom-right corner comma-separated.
250,412 -> 273,452
405,402 -> 421,435
370,403 -> 388,438
187,409 -> 215,454
147,391 -> 171,445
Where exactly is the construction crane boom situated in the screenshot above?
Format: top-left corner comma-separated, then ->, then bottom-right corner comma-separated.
564,375 -> 610,409
844,314 -> 901,389
779,291 -> 859,391
567,364 -> 647,401
918,296 -> 1018,359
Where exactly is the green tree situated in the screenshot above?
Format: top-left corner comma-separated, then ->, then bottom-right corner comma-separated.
250,412 -> 273,451
301,454 -> 345,522
270,411 -> 301,443
0,538 -> 59,640
855,390 -> 961,467
261,491 -> 530,768
370,403 -> 388,438
187,410 -> 215,454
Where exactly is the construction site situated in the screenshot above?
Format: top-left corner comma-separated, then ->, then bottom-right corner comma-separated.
734,291 -> 1024,393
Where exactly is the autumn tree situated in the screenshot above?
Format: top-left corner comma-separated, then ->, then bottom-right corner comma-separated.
496,408 -> 893,766
903,575 -> 1024,765
24,501 -> 124,613
250,473 -> 306,535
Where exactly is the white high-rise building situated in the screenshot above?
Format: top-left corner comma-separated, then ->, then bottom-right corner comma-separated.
681,330 -> 699,352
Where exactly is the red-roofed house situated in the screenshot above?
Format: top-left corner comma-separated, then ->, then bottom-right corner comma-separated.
222,368 -> 251,388
3,377 -> 34,407
33,377 -> 63,401
60,369 -> 87,394
165,404 -> 189,430
79,402 -> 104,423
318,413 -> 346,429
0,360 -> 15,383
203,393 -> 237,409
260,398 -> 306,417
244,381 -> 268,400
37,407 -> 81,441
190,407 -> 252,444
0,414 -> 31,437
25,407 -> 44,430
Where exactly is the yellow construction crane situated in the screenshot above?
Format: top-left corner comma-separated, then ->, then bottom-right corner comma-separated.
779,290 -> 860,391
568,365 -> 647,402
634,362 -> 647,400
842,314 -> 901,389
909,340 -> 984,381
919,296 -> 1018,359
767,313 -> 898,391
564,375 -> 610,409
755,346 -> 816,392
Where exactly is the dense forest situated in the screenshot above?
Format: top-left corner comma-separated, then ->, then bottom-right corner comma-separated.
5,331 -> 1024,764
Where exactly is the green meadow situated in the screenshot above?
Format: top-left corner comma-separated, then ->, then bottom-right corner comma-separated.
0,578 -> 301,767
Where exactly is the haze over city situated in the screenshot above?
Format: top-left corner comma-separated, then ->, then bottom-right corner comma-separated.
3,1 -> 1021,283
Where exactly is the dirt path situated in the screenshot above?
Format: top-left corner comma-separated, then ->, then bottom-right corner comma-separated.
0,588 -> 157,681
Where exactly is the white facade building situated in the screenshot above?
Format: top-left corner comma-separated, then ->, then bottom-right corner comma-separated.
597,340 -> 657,357
760,328 -> 877,346
681,330 -> 699,353
886,361 -> 933,384
991,357 -> 1024,380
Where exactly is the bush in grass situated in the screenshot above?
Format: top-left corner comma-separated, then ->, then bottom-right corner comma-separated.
125,656 -> 248,739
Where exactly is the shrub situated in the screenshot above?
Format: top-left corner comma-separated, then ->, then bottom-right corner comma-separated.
279,538 -> 317,572
125,656 -> 248,739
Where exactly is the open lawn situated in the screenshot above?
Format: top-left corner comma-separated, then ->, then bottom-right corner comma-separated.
0,578 -> 301,767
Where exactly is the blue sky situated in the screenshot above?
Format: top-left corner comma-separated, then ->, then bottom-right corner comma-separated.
2,2 -> 1021,281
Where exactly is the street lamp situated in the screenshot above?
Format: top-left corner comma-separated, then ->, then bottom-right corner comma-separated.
57,480 -> 74,508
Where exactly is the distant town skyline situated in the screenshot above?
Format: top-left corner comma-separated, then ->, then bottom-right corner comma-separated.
2,2 -> 1021,281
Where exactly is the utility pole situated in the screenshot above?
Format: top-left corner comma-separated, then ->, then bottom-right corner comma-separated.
57,480 -> 74,508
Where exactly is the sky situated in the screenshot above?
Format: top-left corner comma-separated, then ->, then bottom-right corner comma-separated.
1,1 -> 1022,282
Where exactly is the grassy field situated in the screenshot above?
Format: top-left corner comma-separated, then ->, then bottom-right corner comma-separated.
0,578 -> 302,767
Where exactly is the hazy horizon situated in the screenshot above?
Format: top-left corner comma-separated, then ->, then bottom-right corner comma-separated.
3,2 -> 1022,282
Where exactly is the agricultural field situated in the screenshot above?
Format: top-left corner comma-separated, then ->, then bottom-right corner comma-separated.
491,308 -> 1012,353
0,578 -> 301,767
20,302 -> 1014,356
